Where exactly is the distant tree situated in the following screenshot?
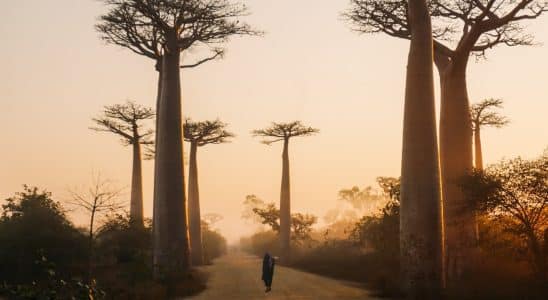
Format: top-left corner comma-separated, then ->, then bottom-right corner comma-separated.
254,203 -> 281,232
201,221 -> 228,263
470,98 -> 510,170
469,98 -> 510,243
244,195 -> 318,244
68,174 -> 125,280
97,0 -> 259,278
91,101 -> 154,226
203,213 -> 223,230
351,200 -> 400,256
376,177 -> 401,202
351,177 -> 401,257
338,185 -> 386,215
242,194 -> 267,223
460,153 -> 548,282
184,119 -> 233,265
253,121 -> 319,262
0,186 -> 87,284
345,0 -> 548,280
290,213 -> 318,244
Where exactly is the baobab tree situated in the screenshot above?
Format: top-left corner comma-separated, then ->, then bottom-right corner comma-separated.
469,98 -> 509,243
184,119 -> 234,265
97,0 -> 259,279
345,0 -> 548,279
399,0 -> 443,296
252,121 -> 319,263
90,101 -> 154,226
470,98 -> 510,170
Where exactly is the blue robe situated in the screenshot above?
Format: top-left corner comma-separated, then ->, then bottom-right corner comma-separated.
261,253 -> 275,287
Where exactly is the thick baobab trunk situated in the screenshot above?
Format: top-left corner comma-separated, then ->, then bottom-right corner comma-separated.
130,141 -> 144,225
153,45 -> 191,279
152,57 -> 162,246
400,0 -> 443,297
439,57 -> 476,282
474,127 -> 483,170
279,138 -> 291,263
188,142 -> 204,265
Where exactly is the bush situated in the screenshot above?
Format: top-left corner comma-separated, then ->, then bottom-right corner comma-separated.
202,222 -> 228,264
290,240 -> 401,297
93,214 -> 154,297
0,254 -> 105,300
240,231 -> 280,257
0,187 -> 209,299
460,153 -> 547,282
0,186 -> 88,284
350,200 -> 399,258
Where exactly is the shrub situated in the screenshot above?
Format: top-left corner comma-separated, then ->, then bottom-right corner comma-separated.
202,222 -> 228,264
0,186 -> 88,284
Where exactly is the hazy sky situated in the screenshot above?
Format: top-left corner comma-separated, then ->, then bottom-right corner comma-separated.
1,0 -> 547,242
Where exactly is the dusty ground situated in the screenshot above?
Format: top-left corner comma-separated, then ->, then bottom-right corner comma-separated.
187,252 -> 381,300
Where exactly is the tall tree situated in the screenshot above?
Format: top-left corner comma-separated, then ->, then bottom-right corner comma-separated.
91,101 -> 154,226
470,98 -> 510,170
345,0 -> 548,279
252,121 -> 319,263
184,119 -> 234,265
399,0 -> 443,296
97,0 -> 259,279
469,98 -> 509,244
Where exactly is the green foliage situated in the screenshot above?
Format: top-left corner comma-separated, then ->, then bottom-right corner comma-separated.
0,255 -> 105,300
0,186 -> 88,283
95,214 -> 153,284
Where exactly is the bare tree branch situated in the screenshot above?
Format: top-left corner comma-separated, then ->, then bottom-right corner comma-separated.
470,98 -> 510,130
181,48 -> 224,68
344,0 -> 548,60
90,101 -> 155,145
252,121 -> 319,145
67,172 -> 126,237
184,118 -> 234,146
98,0 -> 262,66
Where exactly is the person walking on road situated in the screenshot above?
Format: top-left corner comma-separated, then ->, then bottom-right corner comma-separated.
261,252 -> 275,292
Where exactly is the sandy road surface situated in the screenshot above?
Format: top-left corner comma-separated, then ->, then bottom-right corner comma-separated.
187,252 -> 381,300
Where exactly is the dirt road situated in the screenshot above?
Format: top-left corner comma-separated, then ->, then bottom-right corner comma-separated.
187,252 -> 381,300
